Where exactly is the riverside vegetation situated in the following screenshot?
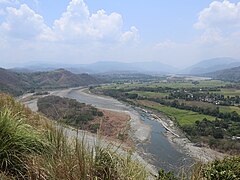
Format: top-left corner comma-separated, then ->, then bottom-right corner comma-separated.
37,95 -> 130,141
91,78 -> 240,154
37,95 -> 103,133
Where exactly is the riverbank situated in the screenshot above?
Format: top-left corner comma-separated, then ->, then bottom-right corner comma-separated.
137,107 -> 226,163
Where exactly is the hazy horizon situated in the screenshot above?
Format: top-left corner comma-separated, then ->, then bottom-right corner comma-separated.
1,57 -> 239,70
0,0 -> 240,68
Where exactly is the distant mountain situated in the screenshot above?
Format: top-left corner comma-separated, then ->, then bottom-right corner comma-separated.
0,68 -> 102,96
206,66 -> 240,82
9,68 -> 34,73
181,57 -> 240,75
78,61 -> 177,74
12,61 -> 178,74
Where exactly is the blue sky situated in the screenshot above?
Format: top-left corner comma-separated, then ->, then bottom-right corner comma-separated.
0,0 -> 240,68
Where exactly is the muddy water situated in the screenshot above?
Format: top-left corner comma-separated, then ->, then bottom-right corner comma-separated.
66,88 -> 193,172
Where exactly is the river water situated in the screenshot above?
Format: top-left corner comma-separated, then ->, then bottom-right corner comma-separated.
66,88 -> 193,173
137,112 -> 192,172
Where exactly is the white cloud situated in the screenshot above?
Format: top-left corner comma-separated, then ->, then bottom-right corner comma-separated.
0,4 -> 53,40
120,26 -> 139,43
193,0 -> 240,54
53,0 -> 138,43
89,10 -> 123,41
194,0 -> 240,33
53,0 -> 90,40
0,0 -> 139,44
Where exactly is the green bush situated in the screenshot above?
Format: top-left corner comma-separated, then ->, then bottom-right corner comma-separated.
202,156 -> 240,180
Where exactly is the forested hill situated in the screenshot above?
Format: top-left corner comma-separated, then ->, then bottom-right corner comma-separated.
0,68 -> 32,96
206,66 -> 240,82
0,68 -> 102,96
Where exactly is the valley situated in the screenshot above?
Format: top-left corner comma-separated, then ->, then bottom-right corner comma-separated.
1,0 -> 240,178
1,66 -> 240,179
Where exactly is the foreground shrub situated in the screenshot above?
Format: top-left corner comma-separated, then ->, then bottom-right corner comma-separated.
202,156 -> 240,180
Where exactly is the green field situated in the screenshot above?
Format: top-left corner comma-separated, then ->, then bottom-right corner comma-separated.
219,106 -> 240,114
100,80 -> 229,90
177,100 -> 240,115
148,80 -> 228,89
136,100 -> 216,126
97,80 -> 239,125
129,91 -> 169,98
213,88 -> 240,97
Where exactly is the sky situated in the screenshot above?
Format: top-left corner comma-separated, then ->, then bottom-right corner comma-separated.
0,0 -> 240,68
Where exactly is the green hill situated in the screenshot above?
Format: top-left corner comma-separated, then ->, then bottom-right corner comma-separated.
0,68 -> 102,96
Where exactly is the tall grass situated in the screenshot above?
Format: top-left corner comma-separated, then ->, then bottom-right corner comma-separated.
38,125 -> 149,179
0,108 -> 49,177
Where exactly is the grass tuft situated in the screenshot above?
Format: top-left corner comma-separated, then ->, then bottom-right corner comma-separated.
0,108 -> 49,177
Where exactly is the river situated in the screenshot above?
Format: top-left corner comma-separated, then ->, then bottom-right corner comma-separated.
137,112 -> 192,172
61,88 -> 193,173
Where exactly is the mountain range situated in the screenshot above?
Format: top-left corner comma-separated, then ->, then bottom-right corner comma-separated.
10,57 -> 240,75
10,61 -> 178,74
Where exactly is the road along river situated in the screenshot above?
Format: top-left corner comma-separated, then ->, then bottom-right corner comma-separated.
53,88 -> 193,173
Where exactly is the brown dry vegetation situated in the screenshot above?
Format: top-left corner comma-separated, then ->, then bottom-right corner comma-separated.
89,109 -> 131,142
